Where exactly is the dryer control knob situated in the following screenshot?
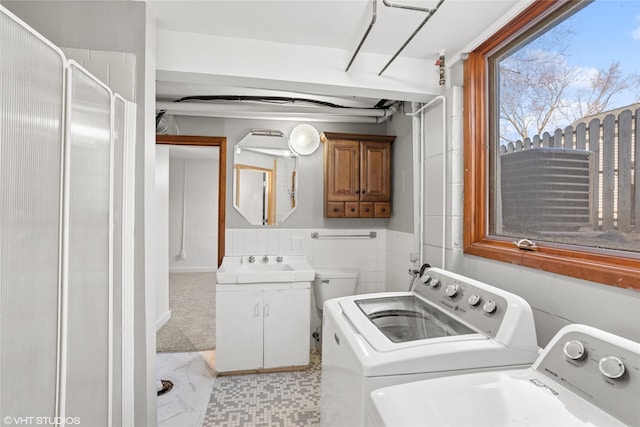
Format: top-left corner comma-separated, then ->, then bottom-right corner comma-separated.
445,283 -> 459,297
430,278 -> 440,288
468,294 -> 481,306
599,356 -> 625,379
483,300 -> 497,314
563,340 -> 586,361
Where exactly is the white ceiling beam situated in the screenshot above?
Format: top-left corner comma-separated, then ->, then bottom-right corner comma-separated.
155,30 -> 443,103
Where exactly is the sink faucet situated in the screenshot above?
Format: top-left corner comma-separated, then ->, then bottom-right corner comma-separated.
262,255 -> 269,263
248,255 -> 255,263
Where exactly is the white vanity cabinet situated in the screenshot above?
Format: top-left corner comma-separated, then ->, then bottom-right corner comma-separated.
215,282 -> 311,373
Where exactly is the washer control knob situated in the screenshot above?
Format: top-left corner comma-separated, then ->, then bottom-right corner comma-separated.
468,294 -> 481,306
430,278 -> 440,288
445,283 -> 459,297
421,274 -> 431,283
483,300 -> 497,314
599,356 -> 626,379
563,340 -> 586,361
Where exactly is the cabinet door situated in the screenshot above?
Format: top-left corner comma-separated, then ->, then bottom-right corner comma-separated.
215,289 -> 264,372
360,141 -> 391,202
263,287 -> 310,369
325,139 -> 359,202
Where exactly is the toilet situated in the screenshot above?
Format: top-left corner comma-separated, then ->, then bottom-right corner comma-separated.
312,269 -> 359,312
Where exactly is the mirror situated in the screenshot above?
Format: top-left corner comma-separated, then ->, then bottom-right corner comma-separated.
233,130 -> 298,225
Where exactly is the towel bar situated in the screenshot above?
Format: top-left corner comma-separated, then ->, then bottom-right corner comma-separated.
311,231 -> 377,239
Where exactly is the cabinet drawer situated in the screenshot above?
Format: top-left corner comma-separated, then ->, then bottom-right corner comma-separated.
326,202 -> 345,218
374,202 -> 391,218
359,202 -> 374,217
345,202 -> 359,217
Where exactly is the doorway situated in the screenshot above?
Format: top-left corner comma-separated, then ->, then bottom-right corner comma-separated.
156,135 -> 226,266
155,135 -> 226,353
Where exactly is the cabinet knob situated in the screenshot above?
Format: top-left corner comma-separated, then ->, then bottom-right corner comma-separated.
355,190 -> 360,194
361,190 -> 366,194
333,208 -> 338,212
365,208 -> 370,212
381,208 -> 386,212
350,208 -> 355,212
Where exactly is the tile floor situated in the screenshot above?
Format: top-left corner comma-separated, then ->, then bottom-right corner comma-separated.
157,351 -> 322,427
157,351 -> 217,427
202,353 -> 321,426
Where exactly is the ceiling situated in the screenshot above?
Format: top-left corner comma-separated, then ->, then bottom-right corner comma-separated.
148,0 -> 527,120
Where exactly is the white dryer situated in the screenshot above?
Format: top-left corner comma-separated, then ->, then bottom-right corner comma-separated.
367,324 -> 640,426
320,267 -> 539,427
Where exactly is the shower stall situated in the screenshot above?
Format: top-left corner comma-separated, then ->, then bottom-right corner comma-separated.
0,6 -> 136,425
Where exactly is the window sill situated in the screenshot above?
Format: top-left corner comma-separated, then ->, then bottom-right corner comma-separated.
464,238 -> 640,290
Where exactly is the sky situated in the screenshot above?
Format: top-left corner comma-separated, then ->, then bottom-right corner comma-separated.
499,0 -> 640,141
553,0 -> 640,109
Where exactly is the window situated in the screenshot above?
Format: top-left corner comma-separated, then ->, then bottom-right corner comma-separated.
464,0 -> 640,289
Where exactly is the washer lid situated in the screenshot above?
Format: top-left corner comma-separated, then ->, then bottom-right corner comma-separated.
369,369 -> 626,427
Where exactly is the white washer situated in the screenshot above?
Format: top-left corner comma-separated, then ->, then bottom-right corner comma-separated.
368,324 -> 640,426
320,267 -> 539,427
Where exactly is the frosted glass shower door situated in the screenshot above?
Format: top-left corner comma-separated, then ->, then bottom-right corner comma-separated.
0,7 -> 65,420
63,63 -> 113,426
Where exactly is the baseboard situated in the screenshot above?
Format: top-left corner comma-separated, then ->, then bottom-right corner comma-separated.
169,266 -> 218,273
156,310 -> 171,331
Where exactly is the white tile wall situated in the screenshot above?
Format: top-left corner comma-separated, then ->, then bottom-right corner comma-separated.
385,230 -> 416,292
62,47 -> 136,102
226,228 -> 406,294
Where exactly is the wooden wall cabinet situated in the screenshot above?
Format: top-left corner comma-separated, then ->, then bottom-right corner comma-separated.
321,132 -> 395,218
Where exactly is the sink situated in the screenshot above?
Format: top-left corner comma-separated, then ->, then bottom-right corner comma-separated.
217,255 -> 315,284
238,264 -> 294,272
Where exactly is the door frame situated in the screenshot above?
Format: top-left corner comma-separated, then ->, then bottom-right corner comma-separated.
156,135 -> 226,267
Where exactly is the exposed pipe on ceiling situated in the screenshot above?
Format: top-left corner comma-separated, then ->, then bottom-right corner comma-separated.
156,101 -> 395,117
378,0 -> 446,76
382,0 -> 433,13
155,100 -> 399,123
345,0 -> 377,72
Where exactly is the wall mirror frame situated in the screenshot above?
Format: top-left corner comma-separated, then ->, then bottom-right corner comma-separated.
233,129 -> 298,226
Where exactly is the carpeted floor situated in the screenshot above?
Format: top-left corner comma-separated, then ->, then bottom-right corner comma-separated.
156,272 -> 216,353
203,352 -> 321,427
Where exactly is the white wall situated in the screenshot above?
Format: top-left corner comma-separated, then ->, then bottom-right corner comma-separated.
155,146 -> 170,329
168,158 -> 219,272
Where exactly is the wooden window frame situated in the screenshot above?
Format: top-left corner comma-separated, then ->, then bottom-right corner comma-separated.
463,1 -> 640,290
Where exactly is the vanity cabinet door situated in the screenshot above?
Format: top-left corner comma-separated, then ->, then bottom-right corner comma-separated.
263,286 -> 310,369
215,289 -> 264,372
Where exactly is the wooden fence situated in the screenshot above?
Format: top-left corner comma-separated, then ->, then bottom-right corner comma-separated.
500,107 -> 639,232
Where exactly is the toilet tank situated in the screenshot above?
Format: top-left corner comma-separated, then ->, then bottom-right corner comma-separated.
313,269 -> 359,311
